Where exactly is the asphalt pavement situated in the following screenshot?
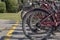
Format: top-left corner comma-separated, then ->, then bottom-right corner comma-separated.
0,19 -> 16,40
0,20 -> 60,40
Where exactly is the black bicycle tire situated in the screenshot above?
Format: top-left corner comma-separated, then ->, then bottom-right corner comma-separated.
22,8 -> 53,40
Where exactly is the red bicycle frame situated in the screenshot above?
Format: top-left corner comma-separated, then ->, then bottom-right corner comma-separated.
36,1 -> 60,27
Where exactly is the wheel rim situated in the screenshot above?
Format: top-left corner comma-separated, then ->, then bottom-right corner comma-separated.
29,10 -> 53,39
29,10 -> 52,30
22,9 -> 53,40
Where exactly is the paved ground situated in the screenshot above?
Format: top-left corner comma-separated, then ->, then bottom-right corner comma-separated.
0,20 -> 60,40
0,19 -> 16,40
8,23 -> 60,40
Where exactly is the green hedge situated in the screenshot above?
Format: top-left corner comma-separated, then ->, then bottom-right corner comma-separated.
0,2 -> 6,13
6,0 -> 19,13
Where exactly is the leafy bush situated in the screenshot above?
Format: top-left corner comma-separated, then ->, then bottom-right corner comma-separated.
0,2 -> 6,13
17,0 -> 24,10
6,0 -> 19,13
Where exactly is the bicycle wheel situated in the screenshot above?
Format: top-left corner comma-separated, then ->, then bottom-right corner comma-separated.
22,8 -> 53,40
29,9 -> 53,32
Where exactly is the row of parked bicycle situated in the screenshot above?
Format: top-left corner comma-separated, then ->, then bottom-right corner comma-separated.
21,0 -> 60,40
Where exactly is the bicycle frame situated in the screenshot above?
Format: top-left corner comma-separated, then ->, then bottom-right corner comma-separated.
38,1 -> 60,27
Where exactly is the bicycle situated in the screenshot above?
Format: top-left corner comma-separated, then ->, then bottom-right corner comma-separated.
22,0 -> 60,40
21,0 -> 42,19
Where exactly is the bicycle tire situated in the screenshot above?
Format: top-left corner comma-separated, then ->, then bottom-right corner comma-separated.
22,8 -> 53,40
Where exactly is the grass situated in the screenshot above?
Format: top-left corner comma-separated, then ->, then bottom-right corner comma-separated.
0,12 -> 21,21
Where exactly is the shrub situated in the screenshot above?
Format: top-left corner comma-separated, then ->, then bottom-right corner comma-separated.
6,0 -> 19,13
18,0 -> 23,10
0,2 -> 6,13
